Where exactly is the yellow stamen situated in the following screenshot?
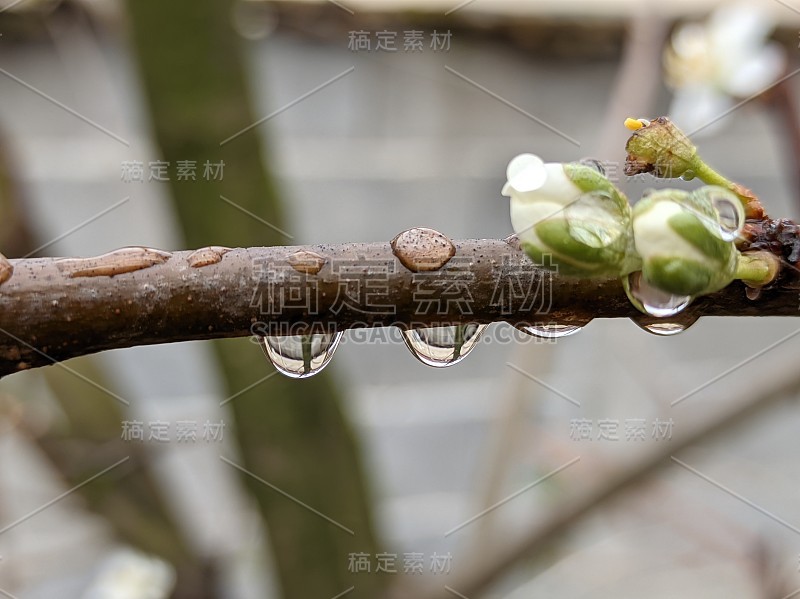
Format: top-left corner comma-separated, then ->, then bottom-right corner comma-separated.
624,117 -> 645,131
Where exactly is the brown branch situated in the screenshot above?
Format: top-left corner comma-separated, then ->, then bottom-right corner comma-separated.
0,230 -> 798,377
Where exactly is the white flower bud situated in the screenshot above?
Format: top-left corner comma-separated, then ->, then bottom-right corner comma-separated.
502,153 -> 635,277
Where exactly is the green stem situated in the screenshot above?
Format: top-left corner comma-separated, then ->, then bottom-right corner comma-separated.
691,157 -> 764,219
735,251 -> 780,287
692,160 -> 739,200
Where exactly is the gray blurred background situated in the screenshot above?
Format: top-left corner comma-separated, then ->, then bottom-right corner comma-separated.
1,0 -> 800,597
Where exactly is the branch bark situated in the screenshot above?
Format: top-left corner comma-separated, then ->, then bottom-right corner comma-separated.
0,234 -> 798,377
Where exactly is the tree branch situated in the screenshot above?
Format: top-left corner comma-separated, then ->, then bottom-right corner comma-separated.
407,358 -> 800,599
1,230 -> 798,376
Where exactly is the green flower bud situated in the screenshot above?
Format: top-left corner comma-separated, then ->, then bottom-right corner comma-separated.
624,116 -> 697,179
626,186 -> 744,313
623,116 -> 766,219
502,153 -> 636,278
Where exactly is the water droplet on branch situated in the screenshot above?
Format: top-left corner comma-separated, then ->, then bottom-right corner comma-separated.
402,324 -> 487,367
391,227 -> 456,272
634,317 -> 698,336
0,253 -> 12,285
261,333 -> 343,378
642,322 -> 686,336
745,286 -> 762,301
711,195 -> 743,242
680,170 -> 695,181
188,246 -> 231,268
287,250 -> 327,275
626,272 -> 692,317
519,323 -> 582,339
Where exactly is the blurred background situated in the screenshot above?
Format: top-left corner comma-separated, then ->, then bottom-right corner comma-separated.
1,0 -> 800,597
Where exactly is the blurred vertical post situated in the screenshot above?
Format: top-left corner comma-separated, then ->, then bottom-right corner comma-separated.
0,80 -> 215,595
123,1 -> 385,597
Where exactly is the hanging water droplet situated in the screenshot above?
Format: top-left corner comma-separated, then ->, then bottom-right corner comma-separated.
745,286 -> 762,301
519,323 -> 582,339
680,170 -> 695,181
632,313 -> 698,336
643,321 -> 691,336
261,332 -> 343,378
402,324 -> 487,368
626,272 -> 692,318
643,322 -> 685,336
711,195 -> 743,242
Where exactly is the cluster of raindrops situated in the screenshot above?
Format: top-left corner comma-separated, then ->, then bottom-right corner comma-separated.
255,203 -> 747,379
258,321 -> 591,379
259,324 -> 494,378
257,314 -> 700,378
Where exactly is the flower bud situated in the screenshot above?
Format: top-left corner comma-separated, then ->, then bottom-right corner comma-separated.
628,186 -> 744,301
624,116 -> 697,179
502,153 -> 634,277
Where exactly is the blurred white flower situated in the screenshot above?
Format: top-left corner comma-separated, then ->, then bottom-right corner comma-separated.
664,2 -> 786,136
82,548 -> 175,599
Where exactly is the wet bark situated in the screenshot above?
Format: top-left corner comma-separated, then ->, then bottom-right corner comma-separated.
0,236 -> 797,377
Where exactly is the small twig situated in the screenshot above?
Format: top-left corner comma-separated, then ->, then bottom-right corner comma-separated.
406,361 -> 800,599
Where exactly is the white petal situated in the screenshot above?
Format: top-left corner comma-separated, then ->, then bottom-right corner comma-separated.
671,22 -> 709,60
509,197 -> 560,242
507,163 -> 583,242
633,201 -> 711,266
668,85 -> 732,138
506,153 -> 543,179
504,153 -> 546,193
709,2 -> 773,57
537,163 -> 583,204
724,43 -> 785,97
